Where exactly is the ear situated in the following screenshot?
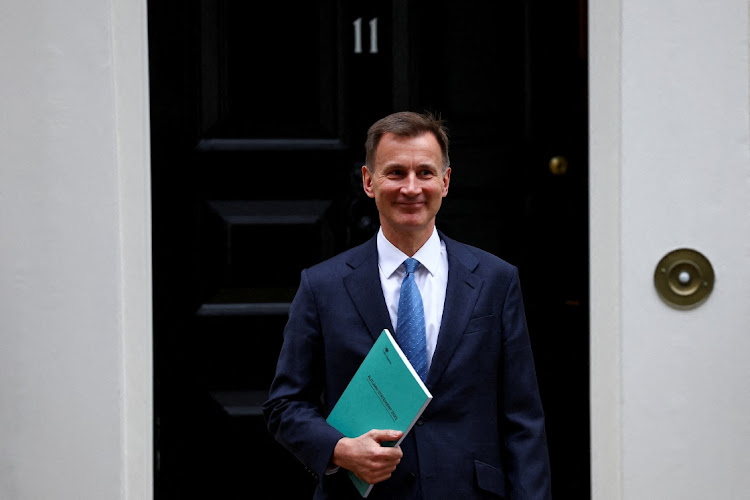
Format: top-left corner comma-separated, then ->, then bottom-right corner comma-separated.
441,167 -> 451,197
362,165 -> 375,199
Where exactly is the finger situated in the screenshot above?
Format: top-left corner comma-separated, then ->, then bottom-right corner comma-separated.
371,429 -> 403,443
371,446 -> 403,465
361,462 -> 398,484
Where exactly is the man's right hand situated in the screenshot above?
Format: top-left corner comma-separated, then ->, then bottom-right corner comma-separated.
331,429 -> 404,484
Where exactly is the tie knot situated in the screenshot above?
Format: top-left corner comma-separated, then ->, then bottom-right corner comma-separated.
403,258 -> 420,276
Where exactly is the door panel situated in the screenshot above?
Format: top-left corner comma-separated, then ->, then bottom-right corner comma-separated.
149,1 -> 588,497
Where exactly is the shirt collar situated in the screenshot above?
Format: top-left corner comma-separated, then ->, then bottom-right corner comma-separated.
377,227 -> 442,278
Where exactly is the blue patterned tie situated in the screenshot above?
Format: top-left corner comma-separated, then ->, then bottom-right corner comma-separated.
396,258 -> 428,381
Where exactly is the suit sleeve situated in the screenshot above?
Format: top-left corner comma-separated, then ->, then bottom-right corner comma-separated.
262,269 -> 345,480
500,268 -> 552,499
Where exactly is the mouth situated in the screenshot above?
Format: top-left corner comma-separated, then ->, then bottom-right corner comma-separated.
395,202 -> 427,215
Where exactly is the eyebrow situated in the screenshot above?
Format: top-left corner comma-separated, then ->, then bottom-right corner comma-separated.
382,161 -> 439,169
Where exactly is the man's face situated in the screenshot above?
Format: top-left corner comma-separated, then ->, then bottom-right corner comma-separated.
362,132 -> 451,238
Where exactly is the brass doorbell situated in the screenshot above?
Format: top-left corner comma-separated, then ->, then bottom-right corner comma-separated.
654,248 -> 714,310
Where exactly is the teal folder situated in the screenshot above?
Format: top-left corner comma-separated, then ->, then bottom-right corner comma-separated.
326,329 -> 433,497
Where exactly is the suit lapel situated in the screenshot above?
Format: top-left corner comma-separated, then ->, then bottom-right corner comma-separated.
343,236 -> 394,342
426,235 -> 483,388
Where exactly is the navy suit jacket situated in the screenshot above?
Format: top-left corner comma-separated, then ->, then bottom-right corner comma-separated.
263,232 -> 551,499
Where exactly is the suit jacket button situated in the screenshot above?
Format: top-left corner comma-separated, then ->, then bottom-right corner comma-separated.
416,418 -> 424,426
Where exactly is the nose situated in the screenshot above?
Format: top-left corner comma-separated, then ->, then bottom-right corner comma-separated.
401,171 -> 421,196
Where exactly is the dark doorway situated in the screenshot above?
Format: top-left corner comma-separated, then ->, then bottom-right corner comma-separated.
149,1 -> 589,498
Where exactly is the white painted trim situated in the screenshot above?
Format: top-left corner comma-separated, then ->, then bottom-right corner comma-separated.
589,0 -> 623,498
112,0 -> 153,497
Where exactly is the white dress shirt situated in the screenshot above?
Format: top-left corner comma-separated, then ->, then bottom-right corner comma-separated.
376,227 -> 449,372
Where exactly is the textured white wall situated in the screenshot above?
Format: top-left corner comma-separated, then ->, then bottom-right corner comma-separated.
592,0 -> 750,498
0,0 -> 152,498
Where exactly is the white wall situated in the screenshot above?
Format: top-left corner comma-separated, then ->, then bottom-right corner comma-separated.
591,0 -> 750,498
0,0 -> 152,498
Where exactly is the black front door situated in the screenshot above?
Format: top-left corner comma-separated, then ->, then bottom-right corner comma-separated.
149,1 -> 588,498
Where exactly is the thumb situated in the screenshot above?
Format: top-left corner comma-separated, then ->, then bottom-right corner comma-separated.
371,429 -> 403,443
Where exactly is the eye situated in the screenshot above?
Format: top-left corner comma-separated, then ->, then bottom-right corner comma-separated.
386,168 -> 404,178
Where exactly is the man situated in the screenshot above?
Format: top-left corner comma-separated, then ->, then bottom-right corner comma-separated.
263,111 -> 551,499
